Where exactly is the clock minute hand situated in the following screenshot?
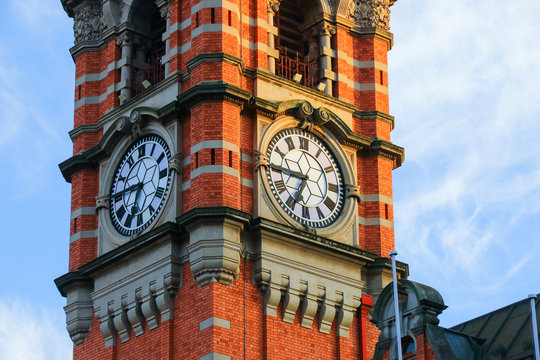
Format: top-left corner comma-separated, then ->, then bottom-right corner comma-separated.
112,182 -> 143,199
270,164 -> 307,180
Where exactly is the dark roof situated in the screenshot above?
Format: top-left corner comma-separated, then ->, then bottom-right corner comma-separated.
451,295 -> 540,359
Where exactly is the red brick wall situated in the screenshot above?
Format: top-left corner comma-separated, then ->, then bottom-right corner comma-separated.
73,260 -> 369,359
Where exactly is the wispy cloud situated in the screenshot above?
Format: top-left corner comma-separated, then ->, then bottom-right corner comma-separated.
0,297 -> 72,360
0,0 -> 73,200
389,0 -> 540,324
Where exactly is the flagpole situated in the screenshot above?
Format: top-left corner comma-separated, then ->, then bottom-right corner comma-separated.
529,294 -> 539,360
390,250 -> 403,360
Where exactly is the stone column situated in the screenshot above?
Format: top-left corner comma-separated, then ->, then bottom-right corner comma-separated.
117,33 -> 132,104
156,0 -> 172,77
318,23 -> 335,96
267,1 -> 280,74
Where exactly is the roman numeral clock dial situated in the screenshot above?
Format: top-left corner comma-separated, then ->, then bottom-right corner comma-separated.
265,129 -> 344,228
109,135 -> 172,236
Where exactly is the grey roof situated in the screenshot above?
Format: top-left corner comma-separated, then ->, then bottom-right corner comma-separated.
451,295 -> 540,359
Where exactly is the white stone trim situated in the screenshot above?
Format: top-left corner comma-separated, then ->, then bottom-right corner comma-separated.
200,353 -> 231,360
70,230 -> 98,243
71,206 -> 96,219
199,317 -> 231,331
362,194 -> 393,205
192,24 -> 239,40
191,0 -> 239,14
191,140 -> 239,154
191,164 -> 239,179
357,216 -> 394,229
75,62 -> 116,86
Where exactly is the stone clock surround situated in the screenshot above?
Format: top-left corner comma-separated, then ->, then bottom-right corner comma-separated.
255,104 -> 360,243
96,109 -> 181,254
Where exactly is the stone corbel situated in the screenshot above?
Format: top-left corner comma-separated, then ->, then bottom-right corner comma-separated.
336,293 -> 362,338
169,153 -> 182,174
318,285 -> 338,334
63,282 -> 94,345
282,276 -> 302,323
254,150 -> 269,171
345,184 -> 361,203
299,284 -> 319,329
186,217 -> 244,286
95,194 -> 110,213
126,288 -> 145,336
96,303 -> 117,348
112,296 -> 131,343
263,279 -> 282,317
140,290 -> 160,330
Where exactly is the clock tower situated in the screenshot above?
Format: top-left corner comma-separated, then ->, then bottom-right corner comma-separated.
55,0 -> 406,359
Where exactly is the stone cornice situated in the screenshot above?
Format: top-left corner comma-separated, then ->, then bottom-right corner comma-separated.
359,138 -> 404,168
354,110 -> 395,130
177,81 -> 253,110
78,222 -> 180,275
350,27 -> 394,50
252,217 -> 377,263
177,206 -> 253,229
54,271 -> 93,298
185,53 -> 245,74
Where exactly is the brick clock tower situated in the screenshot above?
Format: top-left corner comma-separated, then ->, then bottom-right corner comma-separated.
55,0 -> 406,359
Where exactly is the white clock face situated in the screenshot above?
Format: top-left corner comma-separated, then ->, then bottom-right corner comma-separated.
266,129 -> 344,228
110,135 -> 172,236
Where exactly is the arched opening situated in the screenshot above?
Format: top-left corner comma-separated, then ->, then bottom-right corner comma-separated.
128,0 -> 166,97
274,0 -> 322,89
402,335 -> 417,360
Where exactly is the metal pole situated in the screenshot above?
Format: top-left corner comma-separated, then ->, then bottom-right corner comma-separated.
390,250 -> 403,360
529,294 -> 540,360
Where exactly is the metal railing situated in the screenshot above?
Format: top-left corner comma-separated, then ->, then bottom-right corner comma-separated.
130,52 -> 165,97
275,46 -> 319,90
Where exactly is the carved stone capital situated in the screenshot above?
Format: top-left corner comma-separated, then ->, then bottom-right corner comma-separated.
73,2 -> 104,44
320,23 -> 337,37
347,0 -> 391,30
267,0 -> 281,14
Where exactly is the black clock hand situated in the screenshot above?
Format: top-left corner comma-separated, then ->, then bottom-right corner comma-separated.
131,185 -> 143,214
112,182 -> 143,199
269,164 -> 307,180
295,178 -> 307,203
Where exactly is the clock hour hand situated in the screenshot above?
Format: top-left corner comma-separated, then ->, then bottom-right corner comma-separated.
295,178 -> 307,203
269,163 -> 307,180
111,182 -> 143,199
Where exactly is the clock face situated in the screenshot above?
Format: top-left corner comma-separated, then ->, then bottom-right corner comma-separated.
266,129 -> 344,228
109,135 -> 172,236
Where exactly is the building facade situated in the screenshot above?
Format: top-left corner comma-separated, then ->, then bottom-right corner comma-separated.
55,0 -> 407,359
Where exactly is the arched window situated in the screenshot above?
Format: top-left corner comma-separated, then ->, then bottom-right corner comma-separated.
274,0 -> 322,89
128,0 -> 166,97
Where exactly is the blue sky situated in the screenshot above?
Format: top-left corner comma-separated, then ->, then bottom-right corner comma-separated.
0,0 -> 538,358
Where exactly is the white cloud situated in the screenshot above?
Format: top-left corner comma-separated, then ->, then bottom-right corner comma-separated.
389,0 -> 540,325
0,298 -> 72,360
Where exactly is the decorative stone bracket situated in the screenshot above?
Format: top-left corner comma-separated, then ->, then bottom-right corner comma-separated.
256,260 -> 362,337
91,237 -> 182,347
185,215 -> 247,287
253,230 -> 365,338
